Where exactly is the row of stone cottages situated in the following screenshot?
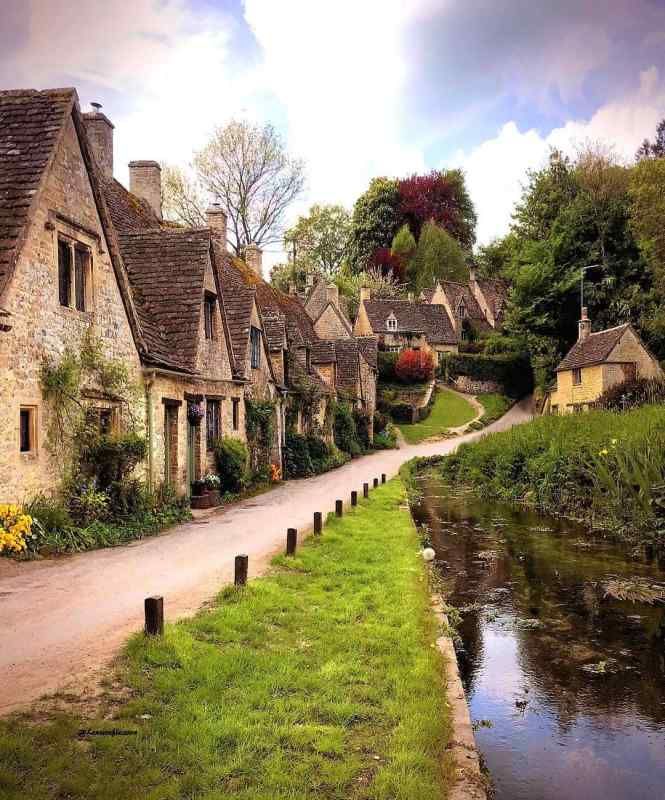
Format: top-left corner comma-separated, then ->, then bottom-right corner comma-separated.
0,88 -> 377,504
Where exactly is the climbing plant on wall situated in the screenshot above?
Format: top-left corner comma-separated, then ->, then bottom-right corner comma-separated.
245,397 -> 276,477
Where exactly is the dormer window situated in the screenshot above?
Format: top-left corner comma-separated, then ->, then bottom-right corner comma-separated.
457,299 -> 467,318
204,292 -> 216,339
58,238 -> 92,311
386,314 -> 397,332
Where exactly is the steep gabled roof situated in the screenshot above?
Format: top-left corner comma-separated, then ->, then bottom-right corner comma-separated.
116,228 -> 211,372
101,176 -> 161,233
312,299 -> 353,336
310,339 -> 336,364
0,88 -> 75,296
332,339 -> 364,394
216,254 -> 257,377
356,336 -> 378,370
476,278 -> 508,324
362,299 -> 457,344
440,281 -> 490,331
556,324 -> 631,372
261,310 -> 287,352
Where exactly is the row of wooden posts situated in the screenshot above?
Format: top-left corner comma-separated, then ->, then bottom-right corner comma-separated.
144,472 -> 388,636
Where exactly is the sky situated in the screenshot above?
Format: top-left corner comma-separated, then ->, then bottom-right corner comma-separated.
2,0 -> 665,266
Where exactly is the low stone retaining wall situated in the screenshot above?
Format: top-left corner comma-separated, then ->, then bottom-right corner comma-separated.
453,375 -> 502,395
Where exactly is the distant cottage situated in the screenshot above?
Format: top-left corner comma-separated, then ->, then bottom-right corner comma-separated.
546,308 -> 663,414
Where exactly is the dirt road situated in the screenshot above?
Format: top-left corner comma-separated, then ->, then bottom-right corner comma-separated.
0,398 -> 532,713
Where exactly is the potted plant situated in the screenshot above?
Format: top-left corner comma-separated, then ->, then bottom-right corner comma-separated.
191,478 -> 206,497
190,473 -> 222,509
187,400 -> 204,426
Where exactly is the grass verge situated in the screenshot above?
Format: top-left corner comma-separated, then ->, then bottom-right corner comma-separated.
399,387 -> 477,444
0,480 -> 451,800
467,393 -> 513,431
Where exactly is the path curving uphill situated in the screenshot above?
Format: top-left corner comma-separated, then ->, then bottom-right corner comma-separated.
0,397 -> 533,714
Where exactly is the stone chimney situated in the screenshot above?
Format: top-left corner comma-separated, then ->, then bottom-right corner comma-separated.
578,307 -> 591,342
129,161 -> 162,220
206,204 -> 227,249
469,265 -> 478,286
326,283 -> 339,308
359,286 -> 371,303
82,102 -> 114,178
244,243 -> 262,276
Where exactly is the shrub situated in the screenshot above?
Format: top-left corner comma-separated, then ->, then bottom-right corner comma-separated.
67,476 -> 110,525
333,402 -> 361,456
395,349 -> 434,383
386,402 -> 415,423
24,494 -> 72,533
353,409 -> 372,450
378,351 -> 399,382
283,432 -> 314,478
596,377 -> 665,411
373,424 -> 398,450
306,434 -> 330,473
0,504 -> 36,555
107,478 -> 146,518
373,410 -> 390,435
214,438 -> 249,493
82,433 -> 147,489
442,352 -> 532,397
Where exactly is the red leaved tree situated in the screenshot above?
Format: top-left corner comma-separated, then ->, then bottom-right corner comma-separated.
370,247 -> 406,280
397,169 -> 476,249
395,349 -> 435,383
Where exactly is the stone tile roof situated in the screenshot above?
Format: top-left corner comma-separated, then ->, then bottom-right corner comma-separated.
216,254 -> 257,377
116,228 -> 211,372
556,324 -> 631,372
0,88 -> 75,296
101,176 -> 161,233
440,281 -> 490,331
332,339 -> 364,393
363,299 -> 457,344
356,336 -> 378,370
261,310 -> 287,351
304,277 -> 328,320
476,278 -> 508,324
310,339 -> 336,364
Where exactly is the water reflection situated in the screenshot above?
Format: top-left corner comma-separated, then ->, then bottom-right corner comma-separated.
412,474 -> 665,800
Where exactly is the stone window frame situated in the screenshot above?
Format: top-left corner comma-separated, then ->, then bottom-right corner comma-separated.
19,405 -> 38,455
203,292 -> 217,340
205,398 -> 221,450
250,326 -> 261,369
232,397 -> 240,431
572,367 -> 582,385
51,215 -> 98,314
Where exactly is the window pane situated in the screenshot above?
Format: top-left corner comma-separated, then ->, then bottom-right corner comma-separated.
232,398 -> 239,430
204,295 -> 215,339
58,241 -> 71,307
75,248 -> 88,311
20,409 -> 31,452
206,400 -> 220,449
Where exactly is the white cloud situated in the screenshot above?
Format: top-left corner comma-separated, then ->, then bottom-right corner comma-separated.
454,67 -> 665,246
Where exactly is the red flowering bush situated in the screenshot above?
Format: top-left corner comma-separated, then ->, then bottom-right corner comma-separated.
395,349 -> 435,383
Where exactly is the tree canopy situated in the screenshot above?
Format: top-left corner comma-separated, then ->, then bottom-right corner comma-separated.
408,221 -> 467,291
284,204 -> 351,277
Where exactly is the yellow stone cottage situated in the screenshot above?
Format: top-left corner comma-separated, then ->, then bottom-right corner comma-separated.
547,308 -> 663,414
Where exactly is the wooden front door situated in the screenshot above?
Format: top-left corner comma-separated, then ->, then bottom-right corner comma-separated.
164,404 -> 179,487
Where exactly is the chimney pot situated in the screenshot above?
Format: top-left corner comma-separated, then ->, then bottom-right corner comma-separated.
359,286 -> 371,302
129,160 -> 162,221
206,204 -> 227,249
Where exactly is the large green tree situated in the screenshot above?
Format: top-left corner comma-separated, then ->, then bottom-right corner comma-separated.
349,177 -> 402,271
408,221 -> 467,291
284,204 -> 351,277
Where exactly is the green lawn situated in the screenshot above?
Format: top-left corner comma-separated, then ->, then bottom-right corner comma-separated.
473,393 -> 513,429
399,387 -> 477,444
0,481 -> 451,800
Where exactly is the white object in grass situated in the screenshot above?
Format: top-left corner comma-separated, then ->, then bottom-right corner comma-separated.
422,547 -> 436,562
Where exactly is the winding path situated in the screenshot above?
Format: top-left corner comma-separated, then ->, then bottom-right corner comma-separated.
0,397 -> 533,714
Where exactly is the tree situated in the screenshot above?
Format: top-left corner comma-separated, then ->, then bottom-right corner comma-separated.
194,120 -> 305,255
349,177 -> 402,271
335,265 -> 405,319
635,118 -> 665,160
408,221 -> 467,291
395,349 -> 434,383
161,163 -> 206,227
630,156 -> 665,289
398,169 -> 476,249
284,204 -> 351,277
391,223 -> 416,264
475,234 -> 518,279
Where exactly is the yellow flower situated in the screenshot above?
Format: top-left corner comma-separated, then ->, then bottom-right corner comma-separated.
599,448 -> 609,456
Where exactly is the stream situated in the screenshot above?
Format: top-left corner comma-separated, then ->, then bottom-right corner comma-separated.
411,472 -> 665,800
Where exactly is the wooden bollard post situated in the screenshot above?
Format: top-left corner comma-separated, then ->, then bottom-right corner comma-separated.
286,528 -> 297,555
381,473 -> 386,484
234,554 -> 248,586
351,490 -> 358,507
314,511 -> 322,535
373,477 -> 379,489
144,596 -> 163,636
363,482 -> 369,499
335,499 -> 343,517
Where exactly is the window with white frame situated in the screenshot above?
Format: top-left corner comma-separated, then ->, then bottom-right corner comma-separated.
386,314 -> 397,331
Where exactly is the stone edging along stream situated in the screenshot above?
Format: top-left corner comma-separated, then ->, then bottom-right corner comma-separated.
432,596 -> 488,800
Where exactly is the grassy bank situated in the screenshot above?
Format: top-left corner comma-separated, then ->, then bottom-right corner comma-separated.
399,388 -> 476,444
437,404 -> 665,545
470,393 -> 513,429
0,481 -> 451,800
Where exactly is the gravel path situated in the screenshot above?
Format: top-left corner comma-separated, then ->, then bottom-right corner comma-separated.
0,397 -> 533,714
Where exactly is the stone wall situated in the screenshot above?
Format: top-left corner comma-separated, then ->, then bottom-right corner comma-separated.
452,375 -> 502,395
314,304 -> 350,340
0,115 -> 144,503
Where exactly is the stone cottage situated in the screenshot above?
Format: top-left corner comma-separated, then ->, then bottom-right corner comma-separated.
353,288 -> 458,363
0,88 -> 282,503
546,308 -> 663,414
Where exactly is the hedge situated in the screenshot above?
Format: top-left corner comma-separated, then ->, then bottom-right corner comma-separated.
378,351 -> 399,382
441,352 -> 533,398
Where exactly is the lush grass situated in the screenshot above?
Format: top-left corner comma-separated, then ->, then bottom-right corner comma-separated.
0,481 -> 451,800
467,393 -> 513,430
399,388 -> 477,444
437,404 -> 665,544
